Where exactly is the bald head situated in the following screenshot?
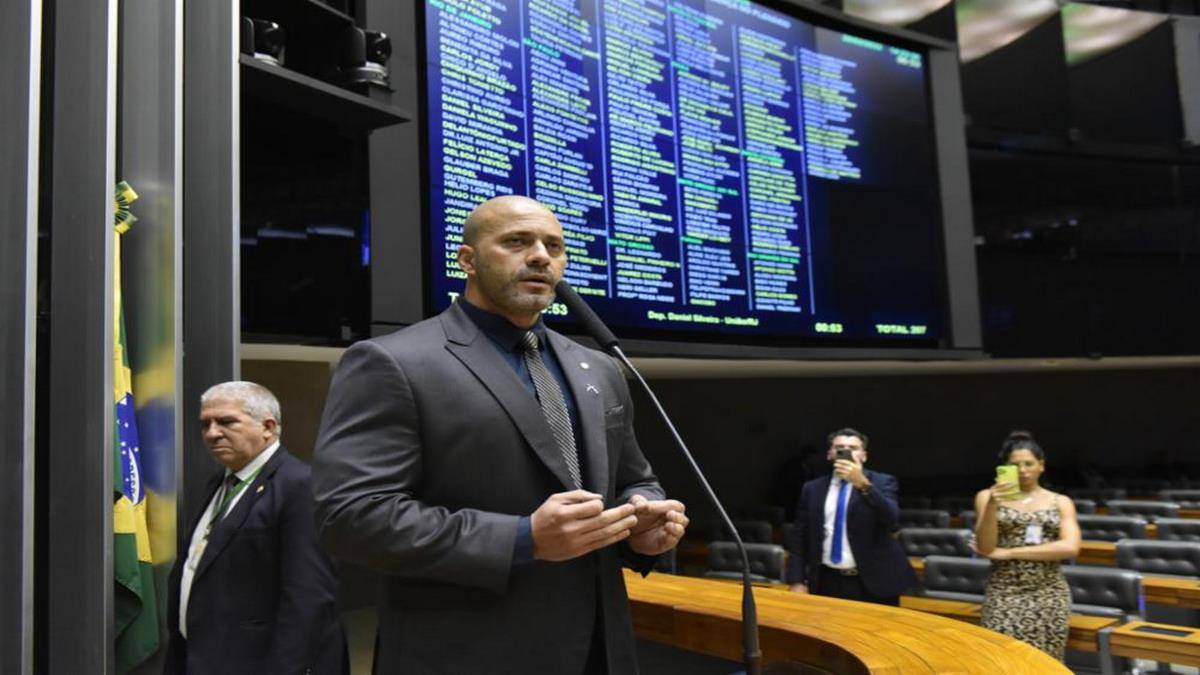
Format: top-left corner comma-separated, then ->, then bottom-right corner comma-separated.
462,195 -> 556,247
456,195 -> 567,327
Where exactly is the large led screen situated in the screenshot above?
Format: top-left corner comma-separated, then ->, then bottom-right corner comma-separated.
424,0 -> 946,345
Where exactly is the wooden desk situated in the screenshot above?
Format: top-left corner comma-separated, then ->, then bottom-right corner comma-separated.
626,570 -> 1070,674
1109,622 -> 1200,667
1078,541 -> 1117,566
898,595 -> 1118,653
1142,575 -> 1200,609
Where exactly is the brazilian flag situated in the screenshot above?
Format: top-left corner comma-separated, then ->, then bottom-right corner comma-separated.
113,182 -> 160,672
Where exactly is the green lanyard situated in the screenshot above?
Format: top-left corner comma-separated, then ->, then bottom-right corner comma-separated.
207,466 -> 264,533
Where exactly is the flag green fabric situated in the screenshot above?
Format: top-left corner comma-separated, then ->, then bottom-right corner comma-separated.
113,181 -> 160,672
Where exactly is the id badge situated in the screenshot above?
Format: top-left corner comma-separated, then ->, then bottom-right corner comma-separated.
1024,523 -> 1043,545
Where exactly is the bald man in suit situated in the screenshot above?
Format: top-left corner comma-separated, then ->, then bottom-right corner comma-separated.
313,196 -> 689,673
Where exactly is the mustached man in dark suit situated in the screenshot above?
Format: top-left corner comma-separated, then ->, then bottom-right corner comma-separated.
786,428 -> 916,606
312,195 -> 689,674
166,381 -> 346,674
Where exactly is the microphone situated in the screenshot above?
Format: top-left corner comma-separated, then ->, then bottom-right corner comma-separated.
554,280 -> 762,675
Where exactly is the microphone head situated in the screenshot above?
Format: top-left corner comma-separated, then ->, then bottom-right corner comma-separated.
554,280 -> 620,351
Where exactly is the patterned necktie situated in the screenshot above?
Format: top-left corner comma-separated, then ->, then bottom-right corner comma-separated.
830,480 -> 850,564
521,331 -> 582,489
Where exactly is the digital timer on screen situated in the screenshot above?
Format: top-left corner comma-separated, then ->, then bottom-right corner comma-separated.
424,0 -> 945,345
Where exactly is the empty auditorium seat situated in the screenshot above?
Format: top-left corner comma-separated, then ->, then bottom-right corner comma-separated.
711,519 -> 774,544
960,510 -> 976,528
1062,565 -> 1144,674
898,508 -> 951,529
704,542 -> 787,584
1117,479 -> 1171,497
1155,518 -> 1200,542
1106,499 -> 1180,523
1063,565 -> 1144,621
1077,514 -> 1148,542
921,555 -> 989,603
898,528 -> 973,558
1070,498 -> 1097,514
1070,488 -> 1127,506
1116,540 -> 1200,578
1114,539 -> 1200,637
1159,489 -> 1200,509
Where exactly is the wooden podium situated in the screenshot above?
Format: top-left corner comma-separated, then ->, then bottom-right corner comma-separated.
624,570 -> 1070,674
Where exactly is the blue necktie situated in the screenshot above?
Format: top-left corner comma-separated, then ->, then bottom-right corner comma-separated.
830,480 -> 850,564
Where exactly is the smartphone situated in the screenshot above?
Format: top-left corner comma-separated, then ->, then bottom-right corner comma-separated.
834,449 -> 854,462
995,464 -> 1019,500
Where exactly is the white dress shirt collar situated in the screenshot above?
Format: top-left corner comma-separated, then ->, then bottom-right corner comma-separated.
229,440 -> 280,482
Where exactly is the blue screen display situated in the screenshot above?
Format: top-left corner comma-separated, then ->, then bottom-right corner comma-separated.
424,0 -> 944,345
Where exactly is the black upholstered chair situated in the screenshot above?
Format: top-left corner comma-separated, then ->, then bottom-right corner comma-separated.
1063,565 -> 1145,621
711,519 -> 774,544
704,542 -> 786,584
1106,499 -> 1180,523
960,510 -> 976,528
1070,488 -> 1127,506
1116,539 -> 1200,578
934,496 -> 975,516
921,555 -> 989,603
1158,489 -> 1200,509
1071,498 -> 1097,515
1077,514 -> 1148,542
898,528 -> 973,558
1118,479 -> 1171,497
898,508 -> 951,529
1114,539 -> 1200,635
1062,565 -> 1144,674
1155,517 -> 1200,543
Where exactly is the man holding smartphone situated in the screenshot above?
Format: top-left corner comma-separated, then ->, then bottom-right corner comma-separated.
785,428 -> 916,605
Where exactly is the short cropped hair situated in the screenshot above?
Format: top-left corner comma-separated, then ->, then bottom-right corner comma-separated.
827,427 -> 868,450
201,381 -> 283,435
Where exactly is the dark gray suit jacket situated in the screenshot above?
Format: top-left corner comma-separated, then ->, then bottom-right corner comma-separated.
312,302 -> 664,673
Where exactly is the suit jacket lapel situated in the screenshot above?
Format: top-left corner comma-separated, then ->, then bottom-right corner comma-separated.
192,448 -> 288,582
183,472 -> 224,550
547,332 -> 607,496
441,304 -> 577,491
810,475 -> 833,522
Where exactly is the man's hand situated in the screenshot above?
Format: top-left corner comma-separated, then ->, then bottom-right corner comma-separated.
833,457 -> 868,489
625,495 -> 688,556
531,490 -> 638,562
789,583 -> 808,594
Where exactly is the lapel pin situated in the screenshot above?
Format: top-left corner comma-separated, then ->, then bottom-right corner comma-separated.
256,485 -> 265,493
579,362 -> 589,369
586,384 -> 599,394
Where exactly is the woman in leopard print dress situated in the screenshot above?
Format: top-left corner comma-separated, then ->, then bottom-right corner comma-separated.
973,432 -> 1082,660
